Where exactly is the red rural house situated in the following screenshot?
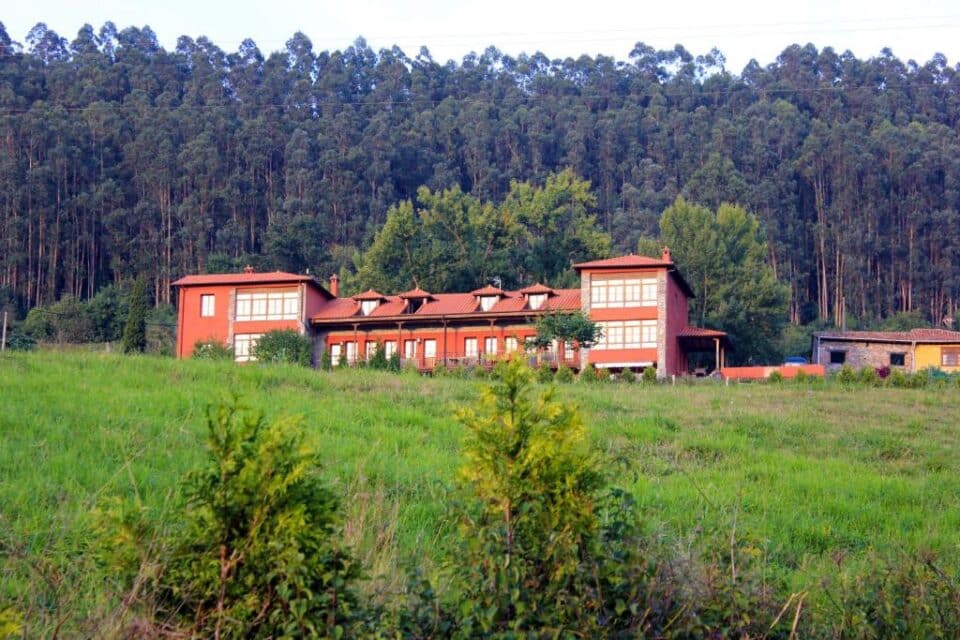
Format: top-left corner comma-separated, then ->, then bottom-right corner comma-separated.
173,266 -> 334,360
174,250 -> 728,377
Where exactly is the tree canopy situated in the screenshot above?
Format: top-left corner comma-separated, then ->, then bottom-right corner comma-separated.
1,22 -> 959,335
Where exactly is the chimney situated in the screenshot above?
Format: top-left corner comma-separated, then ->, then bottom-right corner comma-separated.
329,274 -> 340,297
661,246 -> 672,262
243,264 -> 254,274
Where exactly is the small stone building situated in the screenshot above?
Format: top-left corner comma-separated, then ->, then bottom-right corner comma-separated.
811,328 -> 960,373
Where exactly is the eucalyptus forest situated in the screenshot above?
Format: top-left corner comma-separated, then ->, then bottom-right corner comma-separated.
2,20 -> 960,342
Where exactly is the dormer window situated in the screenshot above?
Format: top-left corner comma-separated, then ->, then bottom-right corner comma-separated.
471,284 -> 504,312
518,283 -> 556,310
353,289 -> 387,316
399,287 -> 435,314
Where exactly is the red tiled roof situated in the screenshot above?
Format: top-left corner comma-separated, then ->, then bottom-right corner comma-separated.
518,283 -> 556,295
352,289 -> 387,301
573,254 -> 671,270
312,288 -> 581,323
399,287 -> 434,299
677,326 -> 728,338
814,328 -> 960,343
172,271 -> 332,297
470,284 -> 505,296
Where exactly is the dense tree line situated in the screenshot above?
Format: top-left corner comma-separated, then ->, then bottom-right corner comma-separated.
2,20 -> 960,331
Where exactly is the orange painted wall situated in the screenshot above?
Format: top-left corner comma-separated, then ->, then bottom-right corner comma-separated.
177,284 -> 234,358
721,365 -> 825,380
176,283 -> 310,358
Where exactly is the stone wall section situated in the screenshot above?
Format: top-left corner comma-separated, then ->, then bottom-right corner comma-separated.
815,339 -> 913,372
656,270 -> 668,378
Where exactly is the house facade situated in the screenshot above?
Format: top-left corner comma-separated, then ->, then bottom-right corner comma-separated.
173,251 -> 728,377
811,328 -> 960,373
172,267 -> 334,359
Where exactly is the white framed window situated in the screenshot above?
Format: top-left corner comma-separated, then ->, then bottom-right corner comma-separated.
404,339 -> 416,359
564,341 -> 575,359
384,341 -> 396,359
360,299 -> 379,316
424,339 -> 437,359
365,341 -> 378,361
235,290 -> 300,321
479,296 -> 498,311
234,333 -> 263,362
330,343 -> 342,366
484,336 -> 497,355
464,337 -> 478,358
593,321 -> 657,350
200,294 -> 215,317
591,277 -> 657,308
505,336 -> 518,353
528,293 -> 547,310
344,341 -> 357,364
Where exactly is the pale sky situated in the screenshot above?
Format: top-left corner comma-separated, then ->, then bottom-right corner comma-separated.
4,0 -> 960,74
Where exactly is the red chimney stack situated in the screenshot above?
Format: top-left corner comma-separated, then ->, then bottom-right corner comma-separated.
329,274 -> 340,297
243,264 -> 254,274
661,247 -> 672,262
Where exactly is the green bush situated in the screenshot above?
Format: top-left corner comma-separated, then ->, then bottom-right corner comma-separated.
192,338 -> 233,360
319,349 -> 333,370
887,368 -> 910,388
618,368 -> 637,383
642,365 -> 658,383
836,363 -> 857,384
367,342 -> 389,370
387,350 -> 401,372
768,370 -> 784,383
794,368 -> 809,383
536,364 -> 554,383
95,404 -> 362,637
252,329 -> 312,366
5,328 -> 36,351
555,363 -> 575,383
579,363 -> 598,383
595,366 -> 611,382
858,366 -> 880,386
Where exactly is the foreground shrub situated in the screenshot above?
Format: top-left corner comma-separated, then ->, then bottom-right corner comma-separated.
536,364 -> 554,383
555,363 -> 575,383
252,329 -> 311,366
836,363 -> 857,384
619,367 -> 637,383
768,370 -> 784,383
642,365 -> 658,383
192,338 -> 233,360
121,277 -> 148,353
431,358 -> 788,637
858,366 -> 880,386
96,404 -> 362,638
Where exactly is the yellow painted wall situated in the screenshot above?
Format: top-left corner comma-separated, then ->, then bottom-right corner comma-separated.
914,344 -> 960,372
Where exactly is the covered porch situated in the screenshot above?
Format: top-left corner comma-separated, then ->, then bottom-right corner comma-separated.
676,326 -> 731,376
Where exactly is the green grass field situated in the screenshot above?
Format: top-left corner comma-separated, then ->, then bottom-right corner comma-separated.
2,351 -> 959,634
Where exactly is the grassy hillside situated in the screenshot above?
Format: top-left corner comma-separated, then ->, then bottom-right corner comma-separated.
2,351 -> 960,634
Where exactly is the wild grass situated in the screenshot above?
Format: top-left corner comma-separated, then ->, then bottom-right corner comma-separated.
2,351 -> 959,634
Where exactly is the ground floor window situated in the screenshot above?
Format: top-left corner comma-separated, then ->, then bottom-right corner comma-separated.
384,340 -> 396,359
505,336 -> 519,353
344,341 -> 357,364
424,339 -> 437,359
464,337 -> 478,358
890,352 -> 906,367
365,341 -> 377,361
943,348 -> 960,367
330,343 -> 342,366
234,333 -> 263,362
830,350 -> 846,364
404,339 -> 416,359
484,336 -> 497,355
